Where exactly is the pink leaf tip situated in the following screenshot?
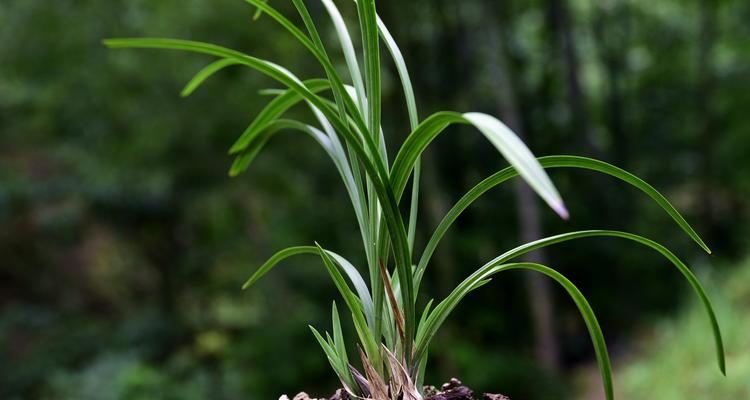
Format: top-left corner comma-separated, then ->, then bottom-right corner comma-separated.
553,202 -> 569,220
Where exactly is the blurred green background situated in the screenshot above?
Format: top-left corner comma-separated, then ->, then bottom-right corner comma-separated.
1,0 -> 748,399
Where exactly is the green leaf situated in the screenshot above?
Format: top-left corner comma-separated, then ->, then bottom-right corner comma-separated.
241,245 -> 315,290
374,12 -> 421,252
330,301 -> 356,390
321,0 -> 368,117
228,79 -> 330,154
180,58 -> 240,97
242,242 -> 381,366
415,230 -> 725,378
290,0 -> 358,128
229,119 -> 307,176
292,20 -> 366,242
375,14 -> 418,130
310,325 -> 357,391
390,112 -> 567,218
332,301 -> 348,367
415,155 -> 712,287
427,262 -> 612,400
315,243 -> 381,369
416,299 -> 433,338
355,0 -> 381,142
241,0 -> 367,133
327,250 -> 376,328
251,0 -> 268,20
241,244 -> 374,328
106,38 -> 415,323
229,113 -> 372,281
462,112 -> 567,218
104,39 -> 357,141
103,41 -> 410,300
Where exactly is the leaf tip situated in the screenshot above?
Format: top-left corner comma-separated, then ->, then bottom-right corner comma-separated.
704,244 -> 713,255
251,0 -> 268,20
553,202 -> 570,220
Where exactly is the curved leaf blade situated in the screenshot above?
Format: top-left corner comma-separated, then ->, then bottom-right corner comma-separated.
375,12 -> 421,252
355,0 -> 381,141
315,243 -> 381,368
415,155 -> 712,286
241,0 -> 367,132
463,112 -> 567,218
390,112 -> 567,219
105,36 -> 417,345
416,230 -> 724,377
181,58 -> 240,97
491,263 -> 613,400
229,79 -> 330,154
321,0 -> 368,117
310,324 -> 358,392
241,245 -> 374,329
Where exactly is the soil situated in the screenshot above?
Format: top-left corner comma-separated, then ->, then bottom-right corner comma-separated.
423,378 -> 509,400
280,378 -> 510,400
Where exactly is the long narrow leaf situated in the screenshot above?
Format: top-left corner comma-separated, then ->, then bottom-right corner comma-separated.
390,111 -> 567,219
241,245 -> 374,327
415,155 -> 712,287
321,0 -> 368,117
104,40 -> 413,314
357,1 -> 385,299
229,79 -> 330,154
374,12 -> 421,253
315,243 -> 381,367
463,112 -> 567,218
104,37 -> 414,332
425,262 -> 612,400
181,58 -> 240,97
242,0 -> 368,132
415,230 -> 725,378
375,14 -> 418,130
288,2 -> 372,274
290,0 -> 354,125
355,0 -> 381,142
310,325 -> 358,391
229,113 -> 373,286
332,302 -> 348,367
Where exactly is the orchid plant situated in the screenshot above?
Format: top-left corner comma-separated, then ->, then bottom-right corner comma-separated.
104,1 -> 725,399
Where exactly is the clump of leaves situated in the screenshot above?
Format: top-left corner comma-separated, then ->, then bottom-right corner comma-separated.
104,1 -> 725,399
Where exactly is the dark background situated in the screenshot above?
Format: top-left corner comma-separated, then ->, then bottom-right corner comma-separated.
1,0 -> 748,399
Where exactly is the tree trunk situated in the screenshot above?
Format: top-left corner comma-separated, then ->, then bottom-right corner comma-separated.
546,0 -> 601,158
592,2 -> 633,218
593,3 -> 631,168
697,0 -> 718,243
483,9 -> 560,371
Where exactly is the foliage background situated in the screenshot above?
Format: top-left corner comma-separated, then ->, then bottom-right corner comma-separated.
1,0 -> 748,398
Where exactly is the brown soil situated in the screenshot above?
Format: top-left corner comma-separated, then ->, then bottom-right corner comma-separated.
423,378 -> 510,400
282,378 -> 510,400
